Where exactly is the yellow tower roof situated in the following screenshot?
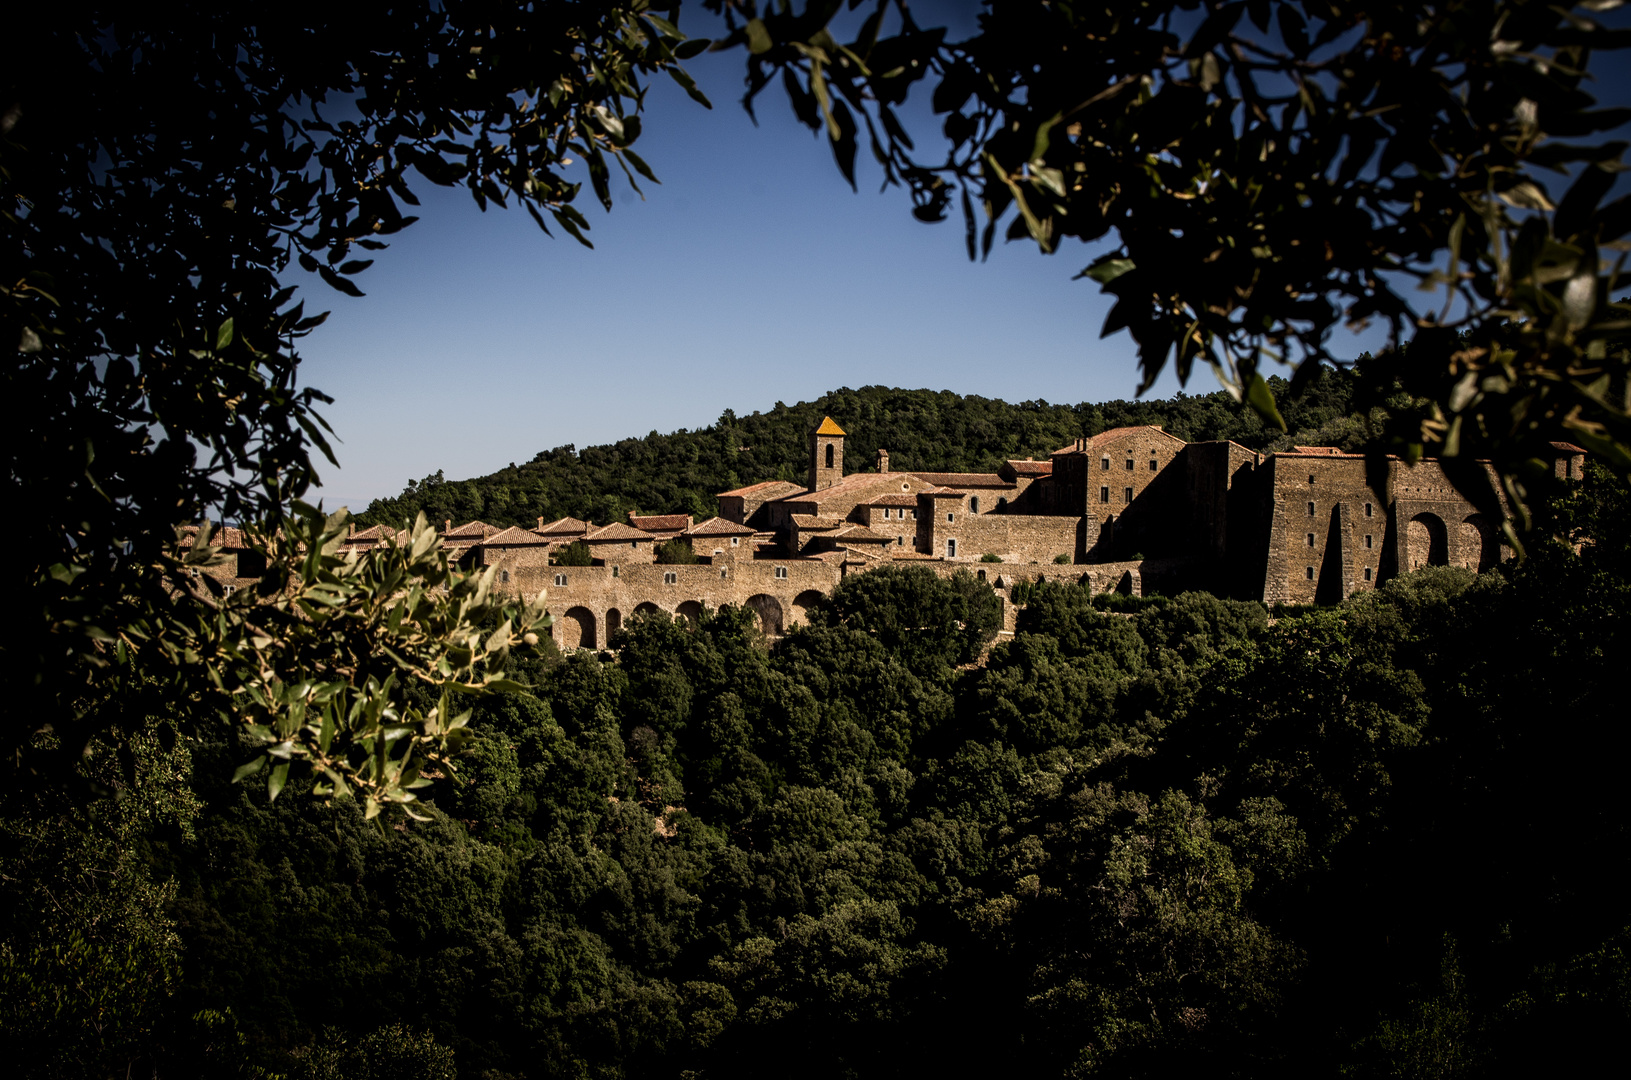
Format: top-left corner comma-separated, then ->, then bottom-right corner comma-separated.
814,416 -> 846,436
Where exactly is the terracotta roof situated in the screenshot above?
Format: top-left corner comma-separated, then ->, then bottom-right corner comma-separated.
831,525 -> 892,542
907,471 -> 1014,489
536,516 -> 590,536
348,524 -> 403,542
1275,449 -> 1363,459
814,415 -> 846,436
1054,425 -> 1182,456
866,493 -> 920,507
776,472 -> 929,509
1005,459 -> 1053,476
717,479 -> 803,499
1549,441 -> 1587,454
177,525 -> 250,550
687,516 -> 757,536
484,525 -> 550,546
630,513 -> 692,532
443,520 -> 494,538
790,514 -> 847,530
1293,445 -> 1343,455
584,522 -> 650,542
919,486 -> 965,498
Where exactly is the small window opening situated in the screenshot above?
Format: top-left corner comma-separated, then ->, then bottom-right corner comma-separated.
947,539 -> 957,558
554,573 -> 567,587
1364,567 -> 1374,582
1124,487 -> 1133,503
1365,502 -> 1374,517
977,569 -> 987,582
1150,458 -> 1158,471
1125,458 -> 1134,471
947,511 -> 954,522
1309,474 -> 1316,485
1308,501 -> 1316,516
501,570 -> 510,583
970,496 -> 980,514
1101,456 -> 1110,471
731,536 -> 740,545
1100,486 -> 1110,503
1307,533 -> 1315,547
825,443 -> 835,468
775,566 -> 788,579
664,571 -> 677,584
1306,566 -> 1315,580
1365,535 -> 1373,549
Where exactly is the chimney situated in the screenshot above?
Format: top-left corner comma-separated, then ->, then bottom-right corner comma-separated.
537,516 -> 545,530
876,448 -> 890,474
444,519 -> 451,532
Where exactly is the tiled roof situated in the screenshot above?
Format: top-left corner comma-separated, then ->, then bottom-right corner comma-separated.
814,415 -> 846,436
831,525 -> 891,542
919,486 -> 965,498
791,514 -> 847,530
777,472 -> 926,509
1293,445 -> 1343,455
630,513 -> 692,532
484,525 -> 550,546
584,522 -> 650,542
907,471 -> 1014,489
1549,441 -> 1587,454
536,516 -> 590,536
687,516 -> 757,536
1005,459 -> 1053,476
717,479 -> 803,499
443,520 -> 494,538
348,524 -> 403,542
866,493 -> 920,507
1054,425 -> 1181,455
178,524 -> 250,550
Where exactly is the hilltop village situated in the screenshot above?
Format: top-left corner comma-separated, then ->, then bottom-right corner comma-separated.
204,417 -> 1586,650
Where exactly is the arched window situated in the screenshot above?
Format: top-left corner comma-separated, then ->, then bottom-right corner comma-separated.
825,443 -> 835,468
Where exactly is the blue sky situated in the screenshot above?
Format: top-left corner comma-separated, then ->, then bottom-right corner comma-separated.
299,5 -> 1629,512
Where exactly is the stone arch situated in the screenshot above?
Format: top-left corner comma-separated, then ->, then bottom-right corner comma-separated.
825,443 -> 835,468
676,599 -> 704,626
633,601 -> 663,620
1406,512 -> 1449,570
1459,513 -> 1497,572
790,589 -> 825,627
745,593 -> 784,636
606,607 -> 623,640
556,606 -> 597,650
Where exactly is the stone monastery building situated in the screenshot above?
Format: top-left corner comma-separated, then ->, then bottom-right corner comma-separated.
318,417 -> 1583,650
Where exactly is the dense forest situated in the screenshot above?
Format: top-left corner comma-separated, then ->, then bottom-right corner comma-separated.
354,374 -> 1368,529
4,463 -> 1626,1079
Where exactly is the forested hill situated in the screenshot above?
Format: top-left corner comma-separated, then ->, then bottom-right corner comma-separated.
355,373 -> 1362,528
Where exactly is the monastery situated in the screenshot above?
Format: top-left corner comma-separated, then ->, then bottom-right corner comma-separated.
198,417 -> 1588,651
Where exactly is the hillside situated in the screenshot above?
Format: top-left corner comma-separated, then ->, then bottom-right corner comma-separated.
355,373 -> 1363,528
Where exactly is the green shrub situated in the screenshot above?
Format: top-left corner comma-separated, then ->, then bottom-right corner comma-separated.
1053,553 -> 1071,564
980,553 -> 1003,563
554,540 -> 592,566
655,539 -> 698,565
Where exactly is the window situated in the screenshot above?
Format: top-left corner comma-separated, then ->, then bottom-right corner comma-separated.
970,496 -> 980,514
663,571 -> 678,584
946,539 -> 957,558
1100,486 -> 1110,503
1124,487 -> 1133,504
1364,534 -> 1373,549
1150,458 -> 1158,471
612,564 -> 620,578
1308,474 -> 1316,485
1125,457 -> 1134,471
977,569 -> 986,582
1306,566 -> 1315,580
1308,501 -> 1316,516
1365,502 -> 1374,517
825,443 -> 835,468
1101,456 -> 1111,471
223,584 -> 235,596
1364,567 -> 1373,582
731,536 -> 740,545
188,567 -> 200,578
500,570 -> 510,583
946,511 -> 954,522
911,509 -> 917,519
554,573 -> 567,587
774,566 -> 788,579
630,539 -> 638,548
1306,533 -> 1315,547
721,569 -> 728,579
896,536 -> 904,545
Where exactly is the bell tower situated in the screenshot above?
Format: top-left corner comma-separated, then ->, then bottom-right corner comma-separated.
809,415 -> 845,491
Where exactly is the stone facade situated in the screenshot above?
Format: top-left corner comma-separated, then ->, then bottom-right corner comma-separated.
307,416 -> 1586,649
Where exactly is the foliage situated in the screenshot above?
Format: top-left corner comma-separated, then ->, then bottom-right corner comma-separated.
721,0 -> 1631,512
553,540 -> 594,567
655,538 -> 700,564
